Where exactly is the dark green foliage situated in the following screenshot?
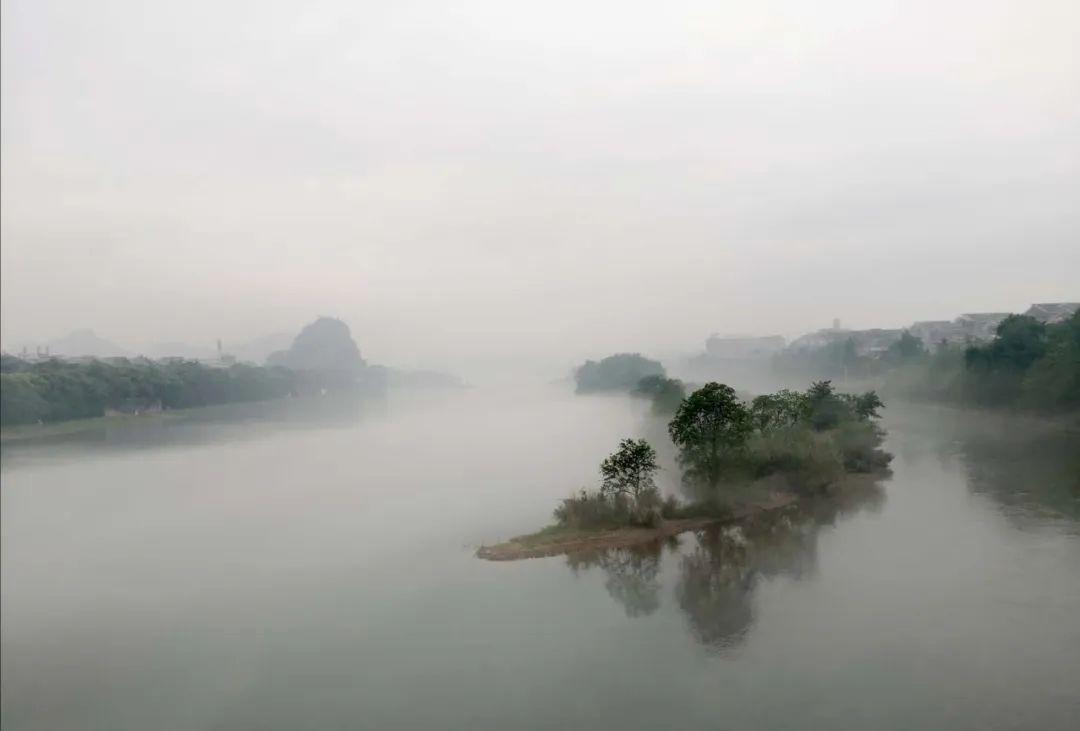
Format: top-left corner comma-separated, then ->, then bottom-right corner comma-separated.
963,315 -> 1048,406
671,381 -> 890,498
805,380 -> 846,430
884,330 -> 927,365
574,353 -> 665,393
744,426 -> 840,484
1022,311 -> 1080,410
749,389 -> 807,431
966,315 -> 1047,372
803,380 -> 883,430
668,383 -> 753,490
0,357 -> 296,427
633,375 -> 687,415
600,438 -> 659,502
0,374 -> 50,425
847,391 -> 884,420
886,311 -> 1079,412
832,420 -> 892,473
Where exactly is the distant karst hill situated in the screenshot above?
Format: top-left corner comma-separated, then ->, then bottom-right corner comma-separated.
267,317 -> 367,376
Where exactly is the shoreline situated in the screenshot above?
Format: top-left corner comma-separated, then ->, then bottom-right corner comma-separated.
477,492 -> 799,561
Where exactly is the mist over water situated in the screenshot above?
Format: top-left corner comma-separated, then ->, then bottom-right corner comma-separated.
3,0 -> 1078,727
3,384 -> 1078,730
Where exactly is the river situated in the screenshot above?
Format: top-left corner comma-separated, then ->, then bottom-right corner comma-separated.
2,385 -> 1078,730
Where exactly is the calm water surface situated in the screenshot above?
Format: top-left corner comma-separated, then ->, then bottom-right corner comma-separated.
2,386 -> 1078,730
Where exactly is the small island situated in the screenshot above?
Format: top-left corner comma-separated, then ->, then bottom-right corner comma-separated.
479,380 -> 892,561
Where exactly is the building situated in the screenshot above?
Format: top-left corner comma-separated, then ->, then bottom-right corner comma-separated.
1024,302 -> 1079,323
955,313 -> 1010,341
787,328 -> 903,356
909,320 -> 962,346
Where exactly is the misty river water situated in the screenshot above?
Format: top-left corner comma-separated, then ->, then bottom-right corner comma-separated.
2,384 -> 1078,730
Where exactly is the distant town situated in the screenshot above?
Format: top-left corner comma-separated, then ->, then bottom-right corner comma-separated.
703,302 -> 1079,361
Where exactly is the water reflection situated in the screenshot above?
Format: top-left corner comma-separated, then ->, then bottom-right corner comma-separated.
567,540 -> 672,617
958,428 -> 1080,521
0,391 -> 385,469
567,482 -> 886,651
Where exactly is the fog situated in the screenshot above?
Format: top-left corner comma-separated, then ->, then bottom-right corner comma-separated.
3,0 -> 1079,377
4,385 -> 1079,729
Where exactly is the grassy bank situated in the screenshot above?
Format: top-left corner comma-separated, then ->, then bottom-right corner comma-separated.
477,492 -> 800,561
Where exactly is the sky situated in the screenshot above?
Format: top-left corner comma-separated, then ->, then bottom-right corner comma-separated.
2,0 -> 1078,375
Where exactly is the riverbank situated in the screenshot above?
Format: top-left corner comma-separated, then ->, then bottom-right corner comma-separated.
0,410 -> 192,443
477,492 -> 799,561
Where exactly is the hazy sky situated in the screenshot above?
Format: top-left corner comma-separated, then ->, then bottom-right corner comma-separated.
2,0 -> 1078,374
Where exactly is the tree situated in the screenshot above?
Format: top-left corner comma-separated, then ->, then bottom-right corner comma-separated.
574,353 -> 665,393
805,380 -> 845,430
845,390 -> 884,420
600,438 -> 659,503
750,389 -> 807,431
634,374 -> 687,415
1021,310 -> 1080,410
964,315 -> 1049,405
667,383 -> 752,490
885,330 -> 927,364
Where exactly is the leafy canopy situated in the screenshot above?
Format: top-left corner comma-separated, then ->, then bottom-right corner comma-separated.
600,438 -> 659,501
667,383 -> 752,489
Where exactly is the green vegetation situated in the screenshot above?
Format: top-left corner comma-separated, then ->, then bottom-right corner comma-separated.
632,374 -> 688,415
574,353 -> 664,393
555,439 -> 663,529
668,383 -> 753,491
673,380 -> 889,498
1,356 -> 295,427
773,336 -> 879,381
551,380 -> 892,535
887,312 -> 1080,412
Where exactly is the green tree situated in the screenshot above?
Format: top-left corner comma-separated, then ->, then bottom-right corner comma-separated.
668,383 -> 752,490
885,330 -> 927,364
0,373 -> 50,425
633,374 -> 687,415
750,389 -> 807,431
574,353 -> 665,393
846,390 -> 884,420
965,315 -> 1049,405
600,438 -> 659,503
805,380 -> 845,430
1021,311 -> 1080,410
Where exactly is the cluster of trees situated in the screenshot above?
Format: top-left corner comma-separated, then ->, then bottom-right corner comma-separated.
572,353 -> 688,414
574,353 -> 665,393
772,330 -> 931,382
0,356 -> 296,427
554,380 -> 891,530
632,374 -> 688,415
670,381 -> 889,496
886,312 -> 1080,412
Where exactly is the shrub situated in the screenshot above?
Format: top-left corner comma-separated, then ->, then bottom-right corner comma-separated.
553,489 -> 630,529
833,420 -> 892,473
744,425 -> 845,494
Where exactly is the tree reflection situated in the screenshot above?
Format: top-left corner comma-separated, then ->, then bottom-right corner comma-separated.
565,483 -> 886,651
958,429 -> 1080,521
567,541 -> 666,617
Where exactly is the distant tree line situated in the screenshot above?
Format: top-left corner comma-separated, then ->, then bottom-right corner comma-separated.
884,311 -> 1080,412
574,353 -> 665,393
1,356 -> 296,427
